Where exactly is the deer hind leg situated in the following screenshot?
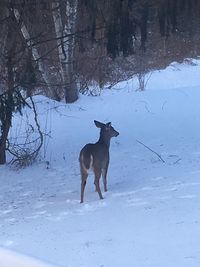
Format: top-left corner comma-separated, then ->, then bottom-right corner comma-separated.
94,169 -> 103,200
80,170 -> 88,203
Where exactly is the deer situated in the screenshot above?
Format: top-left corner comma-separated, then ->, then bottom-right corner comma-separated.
79,120 -> 119,203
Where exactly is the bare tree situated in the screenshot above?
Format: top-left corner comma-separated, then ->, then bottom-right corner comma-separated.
52,0 -> 78,103
0,5 -> 18,164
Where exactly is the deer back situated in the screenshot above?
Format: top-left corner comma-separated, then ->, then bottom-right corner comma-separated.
79,142 -> 109,172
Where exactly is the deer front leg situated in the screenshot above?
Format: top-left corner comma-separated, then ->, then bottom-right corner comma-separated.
102,164 -> 109,192
94,170 -> 104,200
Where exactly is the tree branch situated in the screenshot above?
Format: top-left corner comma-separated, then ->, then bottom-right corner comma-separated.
136,139 -> 165,163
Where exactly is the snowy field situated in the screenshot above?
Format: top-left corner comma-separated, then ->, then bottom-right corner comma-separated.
1,58 -> 200,266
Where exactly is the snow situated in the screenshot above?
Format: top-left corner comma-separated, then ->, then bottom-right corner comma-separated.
0,248 -> 53,267
1,59 -> 200,266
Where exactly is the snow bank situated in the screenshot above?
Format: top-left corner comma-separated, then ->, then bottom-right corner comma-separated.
0,248 -> 54,267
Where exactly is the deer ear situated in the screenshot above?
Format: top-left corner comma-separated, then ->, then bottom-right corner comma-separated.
94,120 -> 104,128
106,122 -> 111,128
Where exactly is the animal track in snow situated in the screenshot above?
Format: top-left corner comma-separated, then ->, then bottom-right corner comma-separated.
151,176 -> 165,181
3,240 -> 14,247
5,218 -> 18,224
191,170 -> 200,174
127,199 -> 150,207
33,202 -> 47,209
183,181 -> 200,186
0,209 -> 13,215
34,210 -> 47,215
76,201 -> 107,215
20,191 -> 32,197
178,194 -> 196,199
157,195 -> 172,201
140,186 -> 155,191
47,216 -> 62,222
163,187 -> 178,192
112,191 -> 137,198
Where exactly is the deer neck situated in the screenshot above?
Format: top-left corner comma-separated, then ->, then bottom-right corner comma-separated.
97,133 -> 111,148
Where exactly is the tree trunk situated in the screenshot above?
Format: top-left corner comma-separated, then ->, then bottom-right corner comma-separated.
0,119 -> 11,165
0,57 -> 13,165
14,9 -> 58,100
0,5 -> 15,164
65,74 -> 78,103
64,0 -> 78,103
52,0 -> 78,103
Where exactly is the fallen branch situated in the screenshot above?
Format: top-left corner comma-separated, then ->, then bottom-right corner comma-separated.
136,139 -> 165,163
173,158 -> 181,165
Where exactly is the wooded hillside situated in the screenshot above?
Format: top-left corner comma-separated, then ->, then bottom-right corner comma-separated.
0,0 -> 200,164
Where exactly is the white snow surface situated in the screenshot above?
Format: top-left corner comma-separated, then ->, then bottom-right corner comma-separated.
1,58 -> 200,266
0,248 -> 53,267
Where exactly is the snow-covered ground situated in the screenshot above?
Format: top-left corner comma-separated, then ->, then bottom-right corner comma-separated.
0,248 -> 53,267
1,58 -> 200,266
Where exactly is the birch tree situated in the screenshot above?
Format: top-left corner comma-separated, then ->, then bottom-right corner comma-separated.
52,0 -> 78,103
13,9 -> 60,101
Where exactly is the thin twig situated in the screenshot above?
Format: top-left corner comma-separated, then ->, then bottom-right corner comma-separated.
136,139 -> 165,163
173,158 -> 181,165
30,96 -> 43,159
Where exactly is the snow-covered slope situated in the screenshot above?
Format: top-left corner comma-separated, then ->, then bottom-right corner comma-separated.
0,248 -> 54,267
0,59 -> 200,266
